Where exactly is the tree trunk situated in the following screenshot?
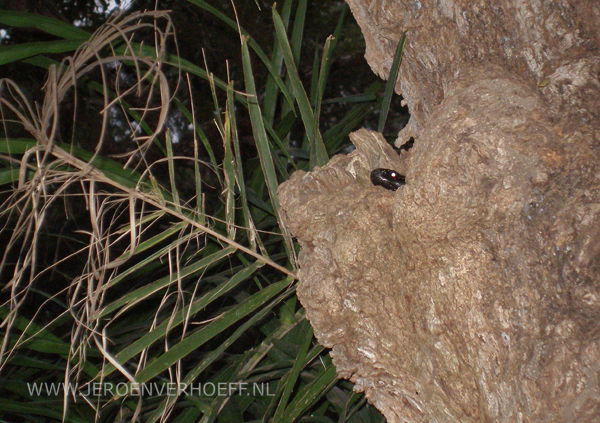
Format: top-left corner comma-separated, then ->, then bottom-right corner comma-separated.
278,0 -> 600,421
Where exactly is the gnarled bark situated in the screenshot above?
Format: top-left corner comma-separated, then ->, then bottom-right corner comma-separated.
278,0 -> 600,421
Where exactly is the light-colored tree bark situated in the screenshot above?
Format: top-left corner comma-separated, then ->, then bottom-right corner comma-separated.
279,1 -> 600,421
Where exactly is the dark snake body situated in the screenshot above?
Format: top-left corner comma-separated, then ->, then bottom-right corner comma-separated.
370,168 -> 405,191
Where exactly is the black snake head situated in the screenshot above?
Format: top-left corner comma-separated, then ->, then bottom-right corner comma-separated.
370,168 -> 406,191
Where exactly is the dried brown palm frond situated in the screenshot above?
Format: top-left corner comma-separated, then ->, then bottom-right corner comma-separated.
0,8 -> 294,387
1,8 -> 170,340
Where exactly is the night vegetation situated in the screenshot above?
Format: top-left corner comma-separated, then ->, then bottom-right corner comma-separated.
0,1 -> 405,421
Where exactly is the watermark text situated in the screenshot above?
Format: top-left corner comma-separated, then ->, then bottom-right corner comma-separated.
27,381 -> 274,398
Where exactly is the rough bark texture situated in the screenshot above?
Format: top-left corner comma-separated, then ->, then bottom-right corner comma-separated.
278,0 -> 600,421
